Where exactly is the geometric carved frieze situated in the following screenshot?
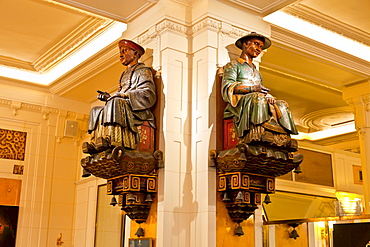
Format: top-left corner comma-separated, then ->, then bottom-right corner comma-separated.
217,172 -> 274,194
0,128 -> 27,161
107,174 -> 157,195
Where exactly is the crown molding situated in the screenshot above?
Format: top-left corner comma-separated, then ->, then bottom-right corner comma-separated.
0,77 -> 49,92
0,56 -> 36,72
49,41 -> 119,96
0,96 -> 87,117
156,19 -> 189,36
33,17 -> 113,73
270,26 -> 370,77
54,0 -> 158,23
125,1 -> 159,22
285,4 -> 370,47
259,64 -> 343,92
230,0 -> 295,15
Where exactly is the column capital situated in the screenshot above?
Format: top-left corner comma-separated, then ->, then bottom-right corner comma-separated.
342,80 -> 370,129
342,80 -> 370,104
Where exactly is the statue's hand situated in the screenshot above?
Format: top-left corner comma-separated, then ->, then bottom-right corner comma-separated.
265,95 -> 276,104
97,90 -> 110,101
107,92 -> 129,101
261,86 -> 270,94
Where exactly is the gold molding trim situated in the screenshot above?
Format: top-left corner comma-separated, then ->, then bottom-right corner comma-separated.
285,4 -> 370,47
271,26 -> 370,77
33,17 -> 114,73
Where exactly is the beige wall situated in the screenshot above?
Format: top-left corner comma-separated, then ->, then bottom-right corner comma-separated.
0,83 -> 89,247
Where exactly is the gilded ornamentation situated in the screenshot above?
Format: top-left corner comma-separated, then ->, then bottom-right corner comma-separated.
0,128 -> 27,161
141,163 -> 149,171
127,162 -> 135,170
13,165 -> 24,175
138,126 -> 148,145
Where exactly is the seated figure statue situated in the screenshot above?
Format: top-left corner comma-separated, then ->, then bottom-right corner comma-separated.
222,32 -> 298,149
83,39 -> 156,154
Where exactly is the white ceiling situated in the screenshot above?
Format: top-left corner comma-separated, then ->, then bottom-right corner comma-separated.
1,0 -> 369,153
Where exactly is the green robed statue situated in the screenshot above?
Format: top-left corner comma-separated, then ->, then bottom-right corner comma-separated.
222,32 -> 298,148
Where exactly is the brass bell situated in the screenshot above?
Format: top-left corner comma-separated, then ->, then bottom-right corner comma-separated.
110,196 -> 118,206
294,165 -> 302,174
235,191 -> 244,202
264,194 -> 272,204
222,192 -> 231,202
289,229 -> 299,239
135,226 -> 145,237
145,194 -> 153,203
234,224 -> 244,236
82,168 -> 91,177
127,193 -> 136,202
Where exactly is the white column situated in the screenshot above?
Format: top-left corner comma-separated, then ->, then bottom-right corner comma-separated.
343,81 -> 370,213
254,207 -> 264,247
153,19 -> 194,247
191,17 -> 219,247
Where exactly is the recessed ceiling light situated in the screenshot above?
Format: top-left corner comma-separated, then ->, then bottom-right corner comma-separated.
263,11 -> 370,62
0,21 -> 127,85
293,123 -> 356,141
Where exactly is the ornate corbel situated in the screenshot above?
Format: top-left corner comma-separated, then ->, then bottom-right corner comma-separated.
11,101 -> 22,116
210,142 -> 303,235
81,146 -> 164,225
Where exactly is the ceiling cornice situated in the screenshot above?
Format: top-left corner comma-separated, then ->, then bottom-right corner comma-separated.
259,64 -> 343,92
54,0 -> 158,23
33,17 -> 113,73
0,77 -> 49,93
226,0 -> 296,16
49,41 -> 119,97
285,4 -> 370,46
270,26 -> 370,78
0,56 -> 35,72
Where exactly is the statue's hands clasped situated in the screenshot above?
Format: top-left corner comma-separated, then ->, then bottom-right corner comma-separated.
234,84 -> 271,95
260,85 -> 270,94
108,92 -> 129,101
97,90 -> 129,102
265,95 -> 276,104
256,86 -> 276,104
254,86 -> 275,104
97,90 -> 111,101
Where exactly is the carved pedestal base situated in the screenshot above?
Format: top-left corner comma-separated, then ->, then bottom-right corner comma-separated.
81,146 -> 163,224
211,142 -> 303,234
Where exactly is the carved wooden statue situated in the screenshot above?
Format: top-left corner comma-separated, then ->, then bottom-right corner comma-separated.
211,32 -> 303,235
83,39 -> 156,153
81,39 -> 163,227
222,32 -> 298,150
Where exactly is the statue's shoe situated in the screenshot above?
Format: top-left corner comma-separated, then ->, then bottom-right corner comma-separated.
82,142 -> 98,154
96,137 -> 110,151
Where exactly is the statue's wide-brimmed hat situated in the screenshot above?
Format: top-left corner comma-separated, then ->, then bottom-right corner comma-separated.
118,39 -> 145,56
235,32 -> 272,50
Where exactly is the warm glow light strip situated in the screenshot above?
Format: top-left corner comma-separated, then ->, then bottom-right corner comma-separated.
263,12 -> 370,62
0,21 -> 127,85
293,123 -> 356,141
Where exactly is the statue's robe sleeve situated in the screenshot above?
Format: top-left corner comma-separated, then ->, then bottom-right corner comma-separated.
102,65 -> 157,131
221,60 -> 298,138
88,64 -> 157,134
222,61 -> 269,137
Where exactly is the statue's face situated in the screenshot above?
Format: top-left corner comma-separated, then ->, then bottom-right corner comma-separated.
242,38 -> 264,59
119,45 -> 138,66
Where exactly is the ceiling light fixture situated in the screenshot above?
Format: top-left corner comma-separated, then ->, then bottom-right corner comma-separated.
263,12 -> 370,62
293,123 -> 356,141
0,21 -> 127,85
